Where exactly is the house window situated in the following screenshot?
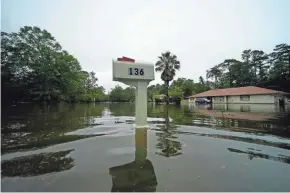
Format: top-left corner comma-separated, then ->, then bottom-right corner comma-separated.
240,95 -> 250,101
214,96 -> 224,102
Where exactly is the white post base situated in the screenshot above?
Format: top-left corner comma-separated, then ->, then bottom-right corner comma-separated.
119,80 -> 150,128
134,124 -> 150,129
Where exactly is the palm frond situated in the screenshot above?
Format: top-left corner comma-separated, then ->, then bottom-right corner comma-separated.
155,66 -> 163,72
155,51 -> 180,83
155,60 -> 163,67
173,63 -> 180,70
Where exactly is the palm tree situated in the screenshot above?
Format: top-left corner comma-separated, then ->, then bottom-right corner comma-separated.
155,51 -> 180,104
206,66 -> 222,88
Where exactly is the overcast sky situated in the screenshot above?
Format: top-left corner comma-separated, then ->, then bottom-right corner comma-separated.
2,0 -> 290,91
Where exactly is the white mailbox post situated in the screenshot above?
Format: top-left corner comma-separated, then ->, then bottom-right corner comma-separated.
112,57 -> 155,128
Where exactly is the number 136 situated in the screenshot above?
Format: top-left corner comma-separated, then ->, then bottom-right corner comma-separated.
129,68 -> 144,75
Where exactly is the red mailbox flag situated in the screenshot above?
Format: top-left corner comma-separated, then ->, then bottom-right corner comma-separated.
117,56 -> 135,63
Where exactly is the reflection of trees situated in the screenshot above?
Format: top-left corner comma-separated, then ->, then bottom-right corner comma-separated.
1,103 -> 106,154
2,135 -> 95,154
1,149 -> 75,177
108,103 -> 135,117
155,106 -> 182,157
228,148 -> 290,164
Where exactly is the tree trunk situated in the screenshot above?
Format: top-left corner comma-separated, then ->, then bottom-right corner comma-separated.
228,73 -> 232,88
166,81 -> 169,105
288,55 -> 290,79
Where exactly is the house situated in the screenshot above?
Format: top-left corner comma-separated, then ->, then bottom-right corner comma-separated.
189,86 -> 289,105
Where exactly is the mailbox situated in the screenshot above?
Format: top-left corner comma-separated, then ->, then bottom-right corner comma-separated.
112,59 -> 154,81
112,57 -> 155,128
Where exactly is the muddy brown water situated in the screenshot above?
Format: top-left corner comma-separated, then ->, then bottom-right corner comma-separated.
1,103 -> 290,191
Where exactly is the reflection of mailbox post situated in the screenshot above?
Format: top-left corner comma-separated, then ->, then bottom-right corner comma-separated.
109,160 -> 157,192
112,57 -> 155,128
109,128 -> 157,192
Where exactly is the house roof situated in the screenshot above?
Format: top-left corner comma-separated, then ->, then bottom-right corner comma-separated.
159,94 -> 167,96
190,86 -> 288,98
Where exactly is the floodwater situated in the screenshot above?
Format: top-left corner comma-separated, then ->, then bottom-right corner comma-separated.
1,102 -> 290,192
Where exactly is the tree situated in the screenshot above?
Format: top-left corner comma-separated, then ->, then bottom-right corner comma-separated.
199,76 -> 205,85
266,44 -> 290,92
109,85 -> 124,102
206,66 -> 222,88
148,85 -> 160,102
205,43 -> 290,93
250,50 -> 269,83
1,26 -> 65,102
123,87 -> 135,102
109,85 -> 135,102
269,44 -> 290,80
170,78 -> 195,97
241,49 -> 251,64
155,51 -> 180,104
1,26 -> 107,104
169,77 -> 210,96
218,59 -> 241,88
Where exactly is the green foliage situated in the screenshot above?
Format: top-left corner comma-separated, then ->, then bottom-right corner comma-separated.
168,90 -> 183,98
109,85 -> 135,102
169,78 -> 210,97
1,26 -> 107,104
147,84 -> 167,101
205,43 -> 290,92
206,66 -> 222,88
3,26 -> 288,104
155,51 -> 181,103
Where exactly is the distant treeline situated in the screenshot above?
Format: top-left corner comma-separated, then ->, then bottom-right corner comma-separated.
0,26 -> 210,104
205,44 -> 290,92
1,26 -> 289,104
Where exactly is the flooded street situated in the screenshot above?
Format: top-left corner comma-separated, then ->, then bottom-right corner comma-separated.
1,103 -> 290,191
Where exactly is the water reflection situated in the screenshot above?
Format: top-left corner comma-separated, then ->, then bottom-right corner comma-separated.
108,103 -> 135,117
155,106 -> 182,157
2,102 -> 290,156
188,103 -> 290,139
1,103 -> 107,154
109,129 -> 157,192
228,148 -> 290,164
1,149 -> 75,177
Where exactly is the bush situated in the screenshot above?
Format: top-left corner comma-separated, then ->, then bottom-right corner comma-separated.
169,91 -> 183,98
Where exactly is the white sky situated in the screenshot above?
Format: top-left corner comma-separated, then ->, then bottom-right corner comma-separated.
2,0 -> 290,91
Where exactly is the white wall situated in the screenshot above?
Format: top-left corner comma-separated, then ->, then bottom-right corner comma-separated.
214,94 -> 276,104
